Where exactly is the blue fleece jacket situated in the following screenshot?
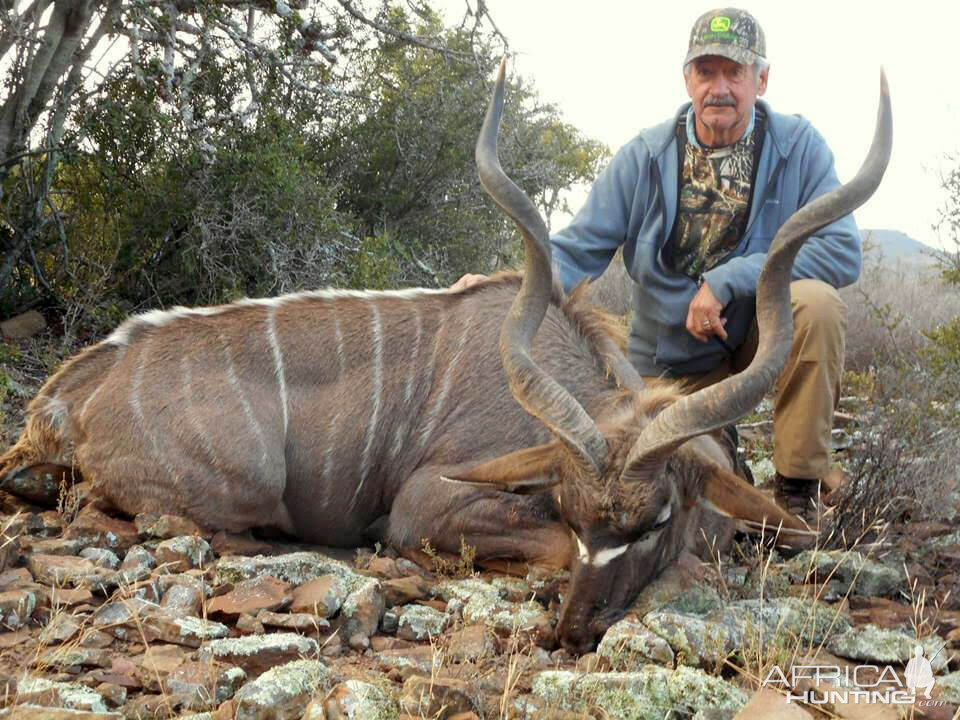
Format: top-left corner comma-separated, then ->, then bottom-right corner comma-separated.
551,99 -> 861,376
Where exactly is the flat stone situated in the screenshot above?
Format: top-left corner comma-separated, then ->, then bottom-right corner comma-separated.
366,556 -> 400,578
134,513 -> 206,540
396,603 -> 449,641
533,667 -> 747,717
50,587 -> 95,607
63,507 -> 139,554
733,688 -> 814,719
445,625 -> 500,663
826,625 -> 949,671
119,693 -> 181,719
401,676 -> 476,717
338,577 -> 384,640
114,545 -> 156,585
196,633 -> 319,677
231,659 -> 328,720
21,536 -> 86,556
642,612 -> 736,667
15,676 -> 109,712
36,646 -> 113,670
80,548 -> 120,570
92,597 -> 229,647
597,617 -> 675,669
382,575 -> 432,607
784,549 -> 903,597
290,575 -> 349,617
163,659 -> 242,711
26,554 -> 115,591
256,610 -> 330,633
79,630 -> 115,649
96,682 -> 128,708
207,575 -> 292,619
161,582 -> 203,617
134,644 -> 189,691
312,680 -> 398,720
40,615 -> 85,646
215,551 -> 359,587
0,708 -> 122,719
155,536 -> 214,573
209,532 -> 278,557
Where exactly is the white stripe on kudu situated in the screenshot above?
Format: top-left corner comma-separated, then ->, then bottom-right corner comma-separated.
265,305 -> 289,436
355,301 -> 384,505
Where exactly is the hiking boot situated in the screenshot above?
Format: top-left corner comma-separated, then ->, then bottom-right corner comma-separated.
773,473 -> 821,528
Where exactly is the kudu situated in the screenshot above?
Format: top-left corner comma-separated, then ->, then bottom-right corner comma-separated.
1,60 -> 891,652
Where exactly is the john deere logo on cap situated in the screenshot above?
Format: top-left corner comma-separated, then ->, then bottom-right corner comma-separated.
710,16 -> 731,32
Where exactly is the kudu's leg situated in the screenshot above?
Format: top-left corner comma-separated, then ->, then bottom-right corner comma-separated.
386,466 -> 571,570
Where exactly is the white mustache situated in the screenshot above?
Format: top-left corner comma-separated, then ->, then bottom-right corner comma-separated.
705,96 -> 736,107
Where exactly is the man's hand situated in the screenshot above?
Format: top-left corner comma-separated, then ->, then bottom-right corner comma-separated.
450,273 -> 487,291
686,281 -> 728,343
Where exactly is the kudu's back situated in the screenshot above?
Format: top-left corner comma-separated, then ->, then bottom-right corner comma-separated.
0,279 -> 624,543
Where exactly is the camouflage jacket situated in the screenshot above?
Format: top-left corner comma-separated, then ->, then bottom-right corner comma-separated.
551,99 -> 861,376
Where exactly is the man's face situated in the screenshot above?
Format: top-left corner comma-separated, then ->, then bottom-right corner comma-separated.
684,55 -> 768,145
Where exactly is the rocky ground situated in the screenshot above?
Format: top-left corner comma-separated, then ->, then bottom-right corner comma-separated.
3,352 -> 960,718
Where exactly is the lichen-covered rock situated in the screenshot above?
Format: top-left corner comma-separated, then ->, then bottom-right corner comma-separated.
196,633 -> 319,677
26,554 -> 115,591
339,577 -> 384,640
15,676 -> 109,712
437,577 -> 551,645
311,679 -> 399,720
934,670 -> 960,704
396,603 -> 449,641
532,666 -> 747,718
642,612 -> 737,667
597,617 -> 675,669
257,610 -> 329,633
783,550 -> 902,597
216,552 -> 358,587
36,647 -> 112,671
0,707 -> 123,719
92,597 -> 228,647
401,675 -> 477,717
826,625 -> 948,671
207,575 -> 292,618
115,544 -> 156,586
62,507 -> 139,554
706,597 -> 851,647
232,659 -> 329,720
79,547 -> 120,570
155,535 -> 214,572
290,575 -> 350,617
160,582 -> 204,617
164,659 -> 246,710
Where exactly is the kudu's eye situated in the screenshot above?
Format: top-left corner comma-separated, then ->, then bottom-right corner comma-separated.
652,503 -> 672,531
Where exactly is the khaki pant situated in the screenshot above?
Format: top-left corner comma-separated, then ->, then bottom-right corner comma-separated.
642,279 -> 846,480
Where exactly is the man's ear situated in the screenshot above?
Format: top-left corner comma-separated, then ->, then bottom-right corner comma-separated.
757,66 -> 769,96
441,442 -> 562,492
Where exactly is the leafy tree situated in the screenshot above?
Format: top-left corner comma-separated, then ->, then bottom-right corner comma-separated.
0,1 -> 607,329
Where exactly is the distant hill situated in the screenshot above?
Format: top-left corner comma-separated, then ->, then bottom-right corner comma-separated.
862,229 -> 939,263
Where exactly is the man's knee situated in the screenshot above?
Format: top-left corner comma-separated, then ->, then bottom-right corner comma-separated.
791,279 -> 847,334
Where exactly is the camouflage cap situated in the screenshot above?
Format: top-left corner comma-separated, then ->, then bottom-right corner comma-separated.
684,8 -> 766,67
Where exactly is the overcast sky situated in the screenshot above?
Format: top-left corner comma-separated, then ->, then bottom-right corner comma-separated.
433,1 -> 959,250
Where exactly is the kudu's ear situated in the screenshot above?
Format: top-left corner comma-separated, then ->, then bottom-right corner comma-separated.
441,442 -> 562,492
699,464 -> 813,536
